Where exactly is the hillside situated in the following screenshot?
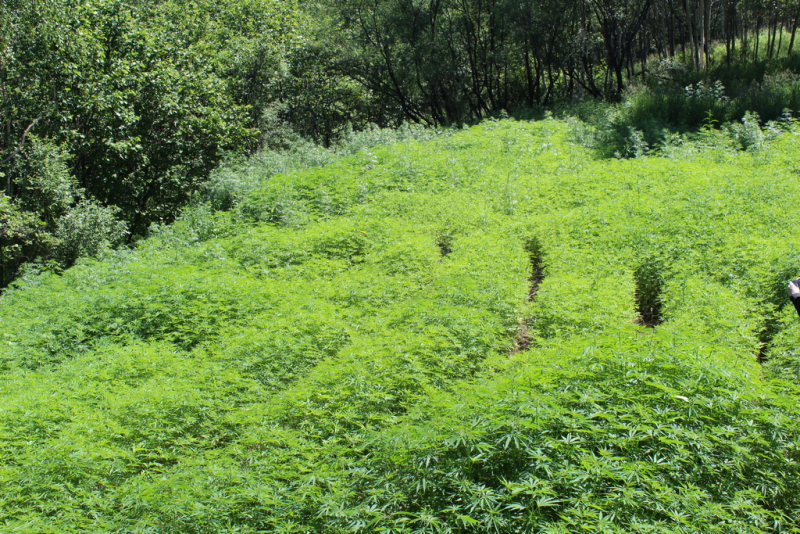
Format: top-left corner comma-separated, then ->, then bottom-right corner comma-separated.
2,118 -> 800,532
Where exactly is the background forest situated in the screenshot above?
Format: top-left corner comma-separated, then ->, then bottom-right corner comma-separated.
3,0 -> 800,285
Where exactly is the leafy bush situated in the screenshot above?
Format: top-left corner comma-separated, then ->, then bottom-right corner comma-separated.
727,111 -> 767,151
0,138 -> 126,285
562,69 -> 800,159
203,123 -> 452,212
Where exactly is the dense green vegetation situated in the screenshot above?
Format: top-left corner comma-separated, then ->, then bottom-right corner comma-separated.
6,0 -> 800,287
3,117 -> 800,532
5,2 -> 800,526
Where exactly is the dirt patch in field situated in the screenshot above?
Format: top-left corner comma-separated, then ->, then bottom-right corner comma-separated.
511,237 -> 547,354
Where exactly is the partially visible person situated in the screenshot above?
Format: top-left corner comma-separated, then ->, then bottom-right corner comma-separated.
789,278 -> 800,318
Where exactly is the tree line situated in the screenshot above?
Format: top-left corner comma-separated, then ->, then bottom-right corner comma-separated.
2,0 -> 800,287
327,0 -> 800,124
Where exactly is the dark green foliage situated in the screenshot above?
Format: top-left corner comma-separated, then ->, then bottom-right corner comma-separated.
0,138 -> 126,286
523,236 -> 546,297
0,0 -> 309,286
0,0 -> 262,231
634,256 -> 665,326
321,0 -> 800,129
620,73 -> 800,135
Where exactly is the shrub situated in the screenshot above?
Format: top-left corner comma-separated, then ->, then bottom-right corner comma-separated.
1,138 -> 127,286
727,111 -> 766,151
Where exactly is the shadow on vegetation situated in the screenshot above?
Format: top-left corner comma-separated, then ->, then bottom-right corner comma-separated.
757,316 -> 779,363
524,236 -> 546,301
512,237 -> 547,354
634,257 -> 664,328
505,56 -> 800,159
437,235 -> 453,258
755,262 -> 800,363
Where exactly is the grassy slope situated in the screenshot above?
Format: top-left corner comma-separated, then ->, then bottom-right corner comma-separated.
2,119 -> 800,532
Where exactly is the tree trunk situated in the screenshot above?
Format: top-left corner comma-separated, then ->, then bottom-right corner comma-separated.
789,4 -> 800,55
724,0 -> 731,64
669,5 -> 675,56
703,0 -> 711,67
741,8 -> 748,60
524,42 -> 534,107
685,0 -> 699,68
696,0 -> 707,69
755,16 -> 761,61
768,6 -> 778,59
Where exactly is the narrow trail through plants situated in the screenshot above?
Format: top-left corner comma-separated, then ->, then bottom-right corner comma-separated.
527,240 -> 545,300
757,315 -> 779,363
513,237 -> 546,354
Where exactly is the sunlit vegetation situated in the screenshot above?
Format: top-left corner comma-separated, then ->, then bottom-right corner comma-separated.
2,117 -> 800,532
7,0 -> 800,288
4,0 -> 800,531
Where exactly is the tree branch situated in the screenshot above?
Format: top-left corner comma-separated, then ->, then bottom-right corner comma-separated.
1,116 -> 42,166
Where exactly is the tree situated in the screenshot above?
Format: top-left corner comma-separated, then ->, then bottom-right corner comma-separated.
1,0 -> 314,246
1,137 -> 126,287
589,0 -> 653,98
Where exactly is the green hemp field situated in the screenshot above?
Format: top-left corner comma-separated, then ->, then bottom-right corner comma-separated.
3,118 -> 800,532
